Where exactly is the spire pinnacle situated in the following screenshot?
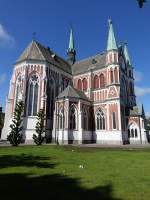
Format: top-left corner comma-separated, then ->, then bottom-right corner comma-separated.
107,19 -> 117,51
67,28 -> 76,65
68,29 -> 75,52
123,43 -> 131,66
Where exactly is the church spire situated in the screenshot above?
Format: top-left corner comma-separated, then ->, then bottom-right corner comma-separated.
67,28 -> 76,65
123,43 -> 131,66
68,29 -> 75,52
107,19 -> 117,51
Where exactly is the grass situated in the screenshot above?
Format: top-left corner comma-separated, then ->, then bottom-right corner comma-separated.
0,145 -> 150,200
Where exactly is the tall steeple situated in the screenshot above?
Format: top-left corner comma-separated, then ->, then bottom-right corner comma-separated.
67,29 -> 76,65
107,19 -> 117,51
123,43 -> 131,66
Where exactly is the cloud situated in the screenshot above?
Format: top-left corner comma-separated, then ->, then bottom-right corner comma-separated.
0,73 -> 6,86
135,86 -> 150,97
0,24 -> 15,48
134,70 -> 143,82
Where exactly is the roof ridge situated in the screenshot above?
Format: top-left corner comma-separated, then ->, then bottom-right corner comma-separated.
35,40 -> 71,67
73,52 -> 106,65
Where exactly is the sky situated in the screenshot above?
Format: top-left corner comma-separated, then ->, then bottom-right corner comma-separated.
0,0 -> 150,116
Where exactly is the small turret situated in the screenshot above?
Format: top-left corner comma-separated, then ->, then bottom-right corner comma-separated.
67,29 -> 76,65
123,43 -> 131,67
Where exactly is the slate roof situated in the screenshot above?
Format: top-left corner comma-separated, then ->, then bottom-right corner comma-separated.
57,85 -> 90,102
72,53 -> 106,75
16,40 -> 72,74
130,104 -> 144,116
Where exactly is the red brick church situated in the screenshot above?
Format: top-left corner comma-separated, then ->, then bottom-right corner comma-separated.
1,20 -> 148,144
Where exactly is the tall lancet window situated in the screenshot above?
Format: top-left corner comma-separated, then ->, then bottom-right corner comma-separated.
59,108 -> 65,129
28,74 -> 39,116
112,112 -> 116,129
15,75 -> 22,105
82,108 -> 88,130
69,105 -> 77,130
96,109 -> 105,130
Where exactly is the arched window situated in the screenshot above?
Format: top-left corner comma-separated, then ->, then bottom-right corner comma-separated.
93,75 -> 99,89
100,74 -> 105,88
59,108 -> 65,129
128,129 -> 130,138
110,69 -> 114,83
135,129 -> 138,138
69,106 -> 77,130
82,108 -> 88,130
131,128 -> 134,138
15,75 -> 22,105
114,68 -> 118,83
112,112 -> 116,129
82,78 -> 87,91
28,74 -> 39,116
96,109 -> 105,130
77,79 -> 82,90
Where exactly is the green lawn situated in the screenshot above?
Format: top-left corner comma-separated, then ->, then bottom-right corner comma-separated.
0,145 -> 150,200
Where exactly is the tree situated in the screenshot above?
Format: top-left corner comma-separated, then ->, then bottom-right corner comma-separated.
7,101 -> 24,146
33,109 -> 45,145
137,0 -> 146,8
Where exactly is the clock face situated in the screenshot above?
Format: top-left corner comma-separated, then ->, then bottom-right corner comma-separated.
119,56 -> 126,69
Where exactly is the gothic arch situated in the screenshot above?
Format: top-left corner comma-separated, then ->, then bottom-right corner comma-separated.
15,74 -> 23,105
77,79 -> 82,90
27,73 -> 40,116
99,73 -> 105,88
69,104 -> 78,130
95,108 -> 106,130
128,122 -> 139,139
82,107 -> 88,130
93,75 -> 99,89
82,78 -> 87,91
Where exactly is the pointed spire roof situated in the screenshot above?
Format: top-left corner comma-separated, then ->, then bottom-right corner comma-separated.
123,43 -> 131,66
68,29 -> 75,52
107,19 -> 117,51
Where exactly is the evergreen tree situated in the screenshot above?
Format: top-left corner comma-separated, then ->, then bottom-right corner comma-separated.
7,101 -> 24,146
33,109 -> 45,145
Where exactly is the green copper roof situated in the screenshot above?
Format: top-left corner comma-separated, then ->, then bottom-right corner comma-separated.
107,19 -> 117,51
68,29 -> 75,52
123,43 -> 131,66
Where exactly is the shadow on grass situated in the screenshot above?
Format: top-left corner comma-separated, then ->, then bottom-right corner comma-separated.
0,154 -> 121,200
0,173 -> 121,200
0,154 -> 55,169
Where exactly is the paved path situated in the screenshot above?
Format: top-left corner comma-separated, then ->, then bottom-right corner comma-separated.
73,143 -> 150,149
1,140 -> 150,149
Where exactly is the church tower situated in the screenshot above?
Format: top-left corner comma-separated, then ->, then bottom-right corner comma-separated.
67,29 -> 76,65
106,19 -> 122,134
